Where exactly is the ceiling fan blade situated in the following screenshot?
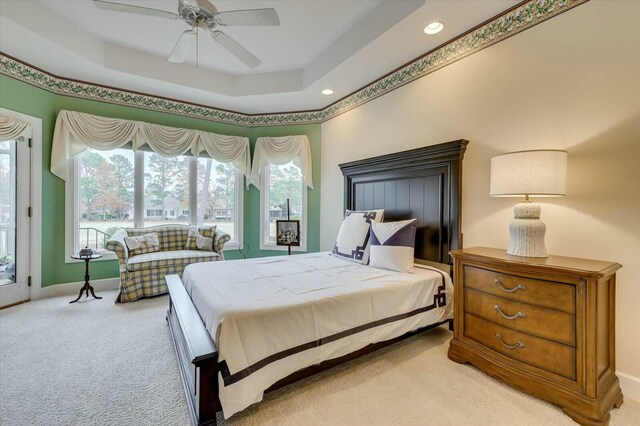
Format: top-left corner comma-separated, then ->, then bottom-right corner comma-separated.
180,0 -> 199,11
169,30 -> 197,63
93,0 -> 180,20
216,8 -> 280,26
212,31 -> 261,68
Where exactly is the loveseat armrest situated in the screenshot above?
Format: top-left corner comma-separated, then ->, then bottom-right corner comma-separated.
106,228 -> 129,264
213,229 -> 231,259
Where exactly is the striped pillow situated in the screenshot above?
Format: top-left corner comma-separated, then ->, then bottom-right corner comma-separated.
369,219 -> 417,272
184,225 -> 217,251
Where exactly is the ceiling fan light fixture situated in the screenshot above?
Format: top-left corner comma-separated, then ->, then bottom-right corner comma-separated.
322,89 -> 334,95
195,21 -> 207,33
424,22 -> 444,35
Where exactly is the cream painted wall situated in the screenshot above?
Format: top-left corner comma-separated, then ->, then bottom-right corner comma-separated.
320,1 -> 640,397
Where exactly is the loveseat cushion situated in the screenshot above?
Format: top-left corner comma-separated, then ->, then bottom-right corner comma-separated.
126,250 -> 220,272
126,225 -> 189,252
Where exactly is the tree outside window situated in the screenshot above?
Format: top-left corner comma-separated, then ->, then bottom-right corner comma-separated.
265,162 -> 304,244
143,154 -> 189,224
78,148 -> 134,249
198,158 -> 236,240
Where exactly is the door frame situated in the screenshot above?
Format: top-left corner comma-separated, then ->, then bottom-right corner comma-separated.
0,108 -> 42,303
0,137 -> 30,305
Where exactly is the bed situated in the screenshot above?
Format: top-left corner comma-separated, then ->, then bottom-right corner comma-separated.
166,139 -> 468,425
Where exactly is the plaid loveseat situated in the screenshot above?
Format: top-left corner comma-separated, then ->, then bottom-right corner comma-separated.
106,224 -> 230,303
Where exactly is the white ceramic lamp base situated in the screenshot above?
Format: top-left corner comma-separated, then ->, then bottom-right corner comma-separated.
507,202 -> 548,258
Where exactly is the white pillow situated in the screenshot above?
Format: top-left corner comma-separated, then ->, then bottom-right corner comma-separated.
124,232 -> 160,256
331,209 -> 384,264
369,219 -> 417,272
187,226 -> 214,251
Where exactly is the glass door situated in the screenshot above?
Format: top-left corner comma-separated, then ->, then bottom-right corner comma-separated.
0,138 -> 30,307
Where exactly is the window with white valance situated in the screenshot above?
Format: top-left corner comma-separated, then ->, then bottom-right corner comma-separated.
249,135 -> 313,190
251,135 -> 312,252
0,116 -> 32,142
51,110 -> 251,183
53,111 -> 248,259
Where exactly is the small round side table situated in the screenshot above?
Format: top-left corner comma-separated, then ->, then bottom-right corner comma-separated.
69,254 -> 103,304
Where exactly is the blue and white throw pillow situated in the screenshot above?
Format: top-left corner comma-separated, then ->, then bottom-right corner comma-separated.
331,209 -> 384,264
369,219 -> 417,272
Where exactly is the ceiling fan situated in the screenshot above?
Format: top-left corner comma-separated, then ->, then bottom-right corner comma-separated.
93,0 -> 280,68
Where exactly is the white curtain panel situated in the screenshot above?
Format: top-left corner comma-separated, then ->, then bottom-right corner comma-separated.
199,132 -> 252,187
249,135 -> 313,189
50,110 -> 251,186
138,122 -> 201,157
0,115 -> 32,142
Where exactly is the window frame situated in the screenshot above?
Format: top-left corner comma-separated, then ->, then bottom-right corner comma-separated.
259,163 -> 307,252
65,149 -> 243,263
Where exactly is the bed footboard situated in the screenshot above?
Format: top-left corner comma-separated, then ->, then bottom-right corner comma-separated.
166,275 -> 219,426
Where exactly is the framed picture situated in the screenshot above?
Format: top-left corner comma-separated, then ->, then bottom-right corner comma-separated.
276,220 -> 301,247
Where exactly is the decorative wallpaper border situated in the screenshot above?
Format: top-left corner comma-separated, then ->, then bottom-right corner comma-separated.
0,0 -> 587,127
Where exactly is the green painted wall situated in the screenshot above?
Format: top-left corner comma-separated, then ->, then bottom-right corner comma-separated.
0,75 -> 321,286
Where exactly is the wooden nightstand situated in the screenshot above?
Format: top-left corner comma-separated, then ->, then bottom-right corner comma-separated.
448,247 -> 623,426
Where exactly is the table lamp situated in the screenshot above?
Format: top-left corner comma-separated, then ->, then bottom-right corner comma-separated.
490,149 -> 568,258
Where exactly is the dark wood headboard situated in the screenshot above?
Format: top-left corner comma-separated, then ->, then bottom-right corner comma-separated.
339,140 -> 468,265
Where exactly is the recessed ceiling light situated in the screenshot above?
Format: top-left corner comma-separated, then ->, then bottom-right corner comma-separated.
424,22 -> 444,35
322,89 -> 334,95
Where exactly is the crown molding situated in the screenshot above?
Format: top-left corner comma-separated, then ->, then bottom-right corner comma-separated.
0,0 -> 587,127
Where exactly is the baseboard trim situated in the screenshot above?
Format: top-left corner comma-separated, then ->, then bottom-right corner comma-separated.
619,371 -> 640,403
33,278 -> 119,300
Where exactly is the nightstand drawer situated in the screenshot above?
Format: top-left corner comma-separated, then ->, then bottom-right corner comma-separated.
464,266 -> 575,314
464,289 -> 575,346
464,313 -> 576,380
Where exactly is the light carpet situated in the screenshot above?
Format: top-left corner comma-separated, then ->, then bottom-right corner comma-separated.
1,291 -> 638,426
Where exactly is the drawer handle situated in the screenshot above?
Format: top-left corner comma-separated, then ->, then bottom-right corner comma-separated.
494,278 -> 525,293
494,305 -> 525,320
495,333 -> 525,350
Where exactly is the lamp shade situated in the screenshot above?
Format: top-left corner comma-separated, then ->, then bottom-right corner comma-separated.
490,150 -> 567,197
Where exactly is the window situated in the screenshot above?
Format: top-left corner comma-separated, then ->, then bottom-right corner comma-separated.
0,141 -> 16,285
143,152 -> 189,226
76,148 -> 134,252
67,148 -> 243,260
197,158 -> 240,241
260,161 -> 306,251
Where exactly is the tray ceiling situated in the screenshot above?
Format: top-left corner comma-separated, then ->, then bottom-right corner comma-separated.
0,0 -> 520,114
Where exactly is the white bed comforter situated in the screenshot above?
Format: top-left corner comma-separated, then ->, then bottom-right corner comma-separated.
181,252 -> 453,418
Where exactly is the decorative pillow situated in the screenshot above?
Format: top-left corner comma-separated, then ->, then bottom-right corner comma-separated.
124,232 -> 160,257
331,209 -> 384,264
184,225 -> 217,251
369,219 -> 417,272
